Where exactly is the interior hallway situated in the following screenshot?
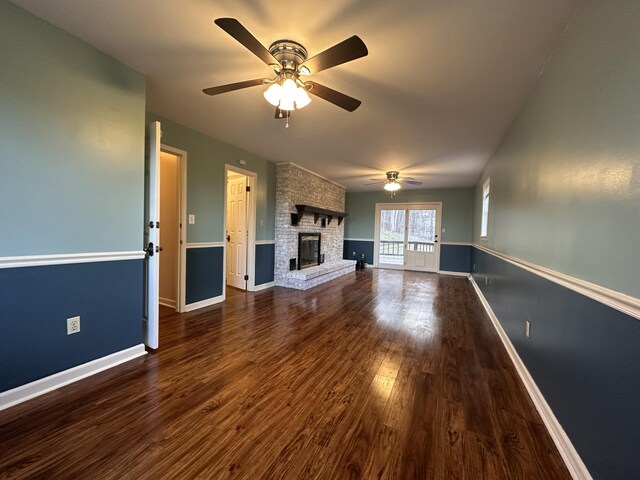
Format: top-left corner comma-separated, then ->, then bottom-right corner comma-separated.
0,270 -> 569,479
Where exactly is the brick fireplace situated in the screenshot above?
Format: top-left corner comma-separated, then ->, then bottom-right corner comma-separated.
275,163 -> 355,289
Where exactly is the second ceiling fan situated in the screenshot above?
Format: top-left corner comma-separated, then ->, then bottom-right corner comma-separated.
203,18 -> 368,125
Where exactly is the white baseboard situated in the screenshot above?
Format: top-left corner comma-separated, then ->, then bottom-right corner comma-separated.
184,294 -> 225,312
159,297 -> 176,308
439,270 -> 471,277
469,276 -> 592,480
253,281 -> 275,292
0,344 -> 146,412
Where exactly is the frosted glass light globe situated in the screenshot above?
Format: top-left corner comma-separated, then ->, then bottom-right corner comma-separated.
263,83 -> 282,106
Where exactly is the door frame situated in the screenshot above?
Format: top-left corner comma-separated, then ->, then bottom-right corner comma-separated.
160,144 -> 187,313
373,202 -> 442,271
223,165 -> 257,292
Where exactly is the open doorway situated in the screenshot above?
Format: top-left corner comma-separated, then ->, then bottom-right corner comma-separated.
159,146 -> 186,312
224,165 -> 256,292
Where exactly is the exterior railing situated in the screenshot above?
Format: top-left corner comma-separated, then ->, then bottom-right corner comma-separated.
379,240 -> 434,255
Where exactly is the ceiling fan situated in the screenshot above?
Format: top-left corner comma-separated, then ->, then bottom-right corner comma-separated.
203,18 -> 368,127
365,171 -> 423,196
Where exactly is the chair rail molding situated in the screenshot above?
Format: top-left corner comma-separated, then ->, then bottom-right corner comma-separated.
0,251 -> 145,269
473,244 -> 640,321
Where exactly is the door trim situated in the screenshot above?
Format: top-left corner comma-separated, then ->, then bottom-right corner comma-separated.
161,144 -> 188,313
224,165 -> 257,292
373,202 -> 443,271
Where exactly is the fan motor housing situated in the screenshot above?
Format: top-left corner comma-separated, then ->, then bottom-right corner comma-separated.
269,40 -> 308,70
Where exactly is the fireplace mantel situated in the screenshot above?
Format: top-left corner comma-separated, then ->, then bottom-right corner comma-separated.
292,204 -> 348,226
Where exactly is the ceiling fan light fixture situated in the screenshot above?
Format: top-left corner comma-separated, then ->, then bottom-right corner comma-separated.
384,181 -> 401,192
263,83 -> 282,106
277,79 -> 298,110
294,87 -> 312,108
282,78 -> 297,95
299,65 -> 311,76
279,96 -> 295,111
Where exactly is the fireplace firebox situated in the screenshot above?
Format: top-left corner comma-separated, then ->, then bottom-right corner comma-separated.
298,233 -> 321,270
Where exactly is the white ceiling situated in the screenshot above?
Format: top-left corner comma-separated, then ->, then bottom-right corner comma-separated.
12,0 -> 581,191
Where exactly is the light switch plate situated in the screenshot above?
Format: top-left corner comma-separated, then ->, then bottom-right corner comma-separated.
188,214 -> 195,224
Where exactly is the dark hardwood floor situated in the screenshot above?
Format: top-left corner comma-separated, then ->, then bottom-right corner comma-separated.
0,270 -> 570,479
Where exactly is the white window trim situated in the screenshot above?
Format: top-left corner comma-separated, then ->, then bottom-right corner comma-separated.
480,178 -> 490,239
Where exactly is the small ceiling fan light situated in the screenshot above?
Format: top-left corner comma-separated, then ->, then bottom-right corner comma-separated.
384,181 -> 401,192
263,83 -> 282,106
279,96 -> 295,111
282,78 -> 297,94
294,87 -> 311,109
279,79 -> 298,110
299,65 -> 311,76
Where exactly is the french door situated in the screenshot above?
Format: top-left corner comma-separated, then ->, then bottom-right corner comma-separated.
375,203 -> 442,272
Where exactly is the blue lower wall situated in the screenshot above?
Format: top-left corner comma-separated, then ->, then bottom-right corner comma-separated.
0,260 -> 143,392
186,247 -> 223,304
343,240 -> 471,273
343,239 -> 375,265
255,243 -> 274,285
440,244 -> 471,272
471,247 -> 640,480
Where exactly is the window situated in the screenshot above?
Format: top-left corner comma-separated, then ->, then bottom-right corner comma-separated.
480,178 -> 490,238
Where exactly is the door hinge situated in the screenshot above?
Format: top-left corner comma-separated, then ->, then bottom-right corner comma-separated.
244,274 -> 249,281
246,185 -> 250,192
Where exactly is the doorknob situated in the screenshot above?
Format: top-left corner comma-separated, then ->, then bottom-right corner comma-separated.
226,235 -> 231,242
145,242 -> 154,257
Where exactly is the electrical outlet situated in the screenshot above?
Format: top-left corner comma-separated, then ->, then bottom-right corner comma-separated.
67,316 -> 81,335
525,321 -> 531,338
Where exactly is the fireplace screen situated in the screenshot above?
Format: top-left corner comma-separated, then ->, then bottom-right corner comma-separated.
298,233 -> 321,270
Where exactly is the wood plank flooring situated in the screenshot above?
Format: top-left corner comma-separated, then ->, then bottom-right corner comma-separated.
0,270 -> 570,479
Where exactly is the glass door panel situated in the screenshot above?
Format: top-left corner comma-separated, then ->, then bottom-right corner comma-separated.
378,209 -> 405,266
407,210 -> 436,252
405,208 -> 438,271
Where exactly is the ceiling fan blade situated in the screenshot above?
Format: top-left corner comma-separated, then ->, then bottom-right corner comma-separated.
300,36 -> 368,75
203,78 -> 265,96
306,81 -> 361,112
364,181 -> 385,186
401,176 -> 416,181
401,180 -> 423,185
215,18 -> 280,69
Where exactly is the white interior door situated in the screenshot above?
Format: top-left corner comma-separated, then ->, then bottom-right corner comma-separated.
404,206 -> 441,272
226,174 -> 247,289
143,121 -> 160,349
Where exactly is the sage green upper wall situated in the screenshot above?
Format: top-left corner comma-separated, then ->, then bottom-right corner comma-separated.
146,113 -> 276,242
474,0 -> 640,298
345,188 -> 474,243
0,0 -> 146,256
